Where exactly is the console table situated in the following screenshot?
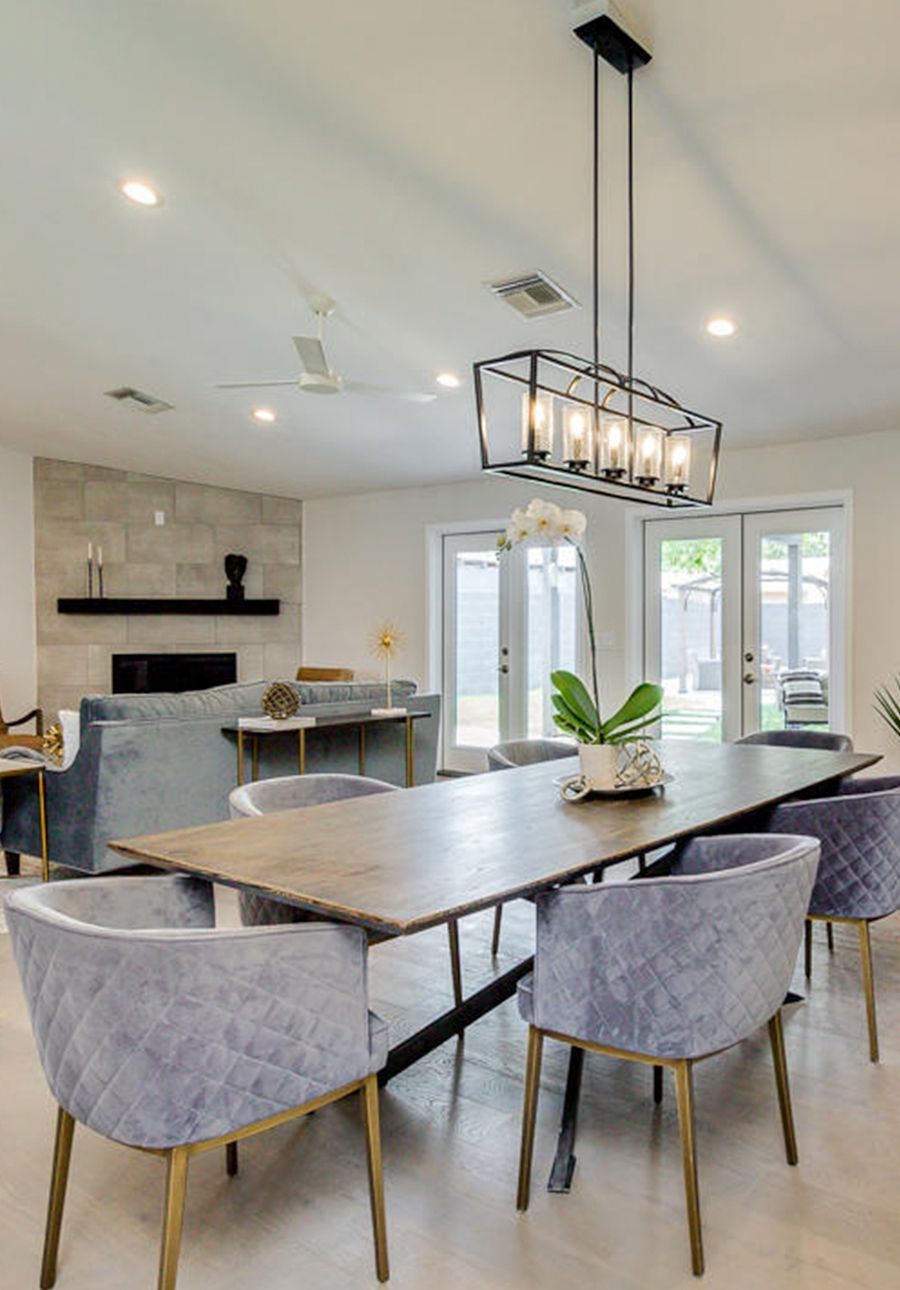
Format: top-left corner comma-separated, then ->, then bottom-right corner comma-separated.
221,710 -> 429,787
0,757 -> 49,882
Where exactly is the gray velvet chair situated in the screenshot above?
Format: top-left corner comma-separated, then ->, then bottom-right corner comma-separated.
229,773 -> 464,1009
486,739 -> 575,954
770,776 -> 900,1062
6,875 -> 389,1289
515,833 -> 820,1277
736,729 -> 854,752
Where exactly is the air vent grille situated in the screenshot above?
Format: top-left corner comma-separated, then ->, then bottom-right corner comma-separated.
487,271 -> 579,319
105,386 -> 173,414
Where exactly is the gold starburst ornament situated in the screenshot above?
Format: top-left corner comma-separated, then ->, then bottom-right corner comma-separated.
369,620 -> 407,716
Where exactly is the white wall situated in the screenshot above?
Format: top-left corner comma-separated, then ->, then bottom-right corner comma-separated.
303,428 -> 900,770
0,446 -> 37,725
303,475 -> 630,706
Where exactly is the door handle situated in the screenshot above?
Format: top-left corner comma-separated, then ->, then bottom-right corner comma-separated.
743,672 -> 756,685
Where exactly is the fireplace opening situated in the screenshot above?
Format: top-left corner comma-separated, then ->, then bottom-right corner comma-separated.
112,652 -> 238,694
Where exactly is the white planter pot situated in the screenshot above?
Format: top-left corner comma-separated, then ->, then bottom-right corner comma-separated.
578,743 -> 619,791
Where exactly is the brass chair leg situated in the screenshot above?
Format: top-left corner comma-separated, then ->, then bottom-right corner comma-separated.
653,1064 -> 663,1105
40,1107 -> 75,1290
826,921 -> 834,953
767,1011 -> 798,1165
361,1075 -> 390,1283
516,1027 -> 544,1212
804,918 -> 812,981
674,1060 -> 704,1277
225,1142 -> 238,1176
858,920 -> 879,1063
158,1147 -> 189,1290
447,918 -> 463,1009
491,905 -> 503,957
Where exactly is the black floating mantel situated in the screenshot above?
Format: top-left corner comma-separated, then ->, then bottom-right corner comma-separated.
57,598 -> 280,616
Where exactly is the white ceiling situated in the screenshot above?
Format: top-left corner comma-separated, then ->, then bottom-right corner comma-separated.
1,0 -> 899,497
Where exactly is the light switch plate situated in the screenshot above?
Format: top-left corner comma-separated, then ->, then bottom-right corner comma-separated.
154,511 -> 166,526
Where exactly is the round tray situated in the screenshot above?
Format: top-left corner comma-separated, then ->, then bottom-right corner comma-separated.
553,772 -> 675,802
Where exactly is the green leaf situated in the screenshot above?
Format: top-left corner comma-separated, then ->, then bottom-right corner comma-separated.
601,683 -> 663,738
551,696 -> 594,740
874,676 -> 900,740
550,670 -> 600,735
605,712 -> 664,742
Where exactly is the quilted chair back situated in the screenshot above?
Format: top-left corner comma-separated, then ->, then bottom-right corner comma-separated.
736,729 -> 854,752
530,834 -> 819,1060
229,773 -> 398,926
487,738 -> 575,772
229,772 -> 397,818
6,876 -> 380,1149
770,778 -> 900,920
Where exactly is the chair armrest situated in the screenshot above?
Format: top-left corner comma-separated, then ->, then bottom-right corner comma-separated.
6,707 -> 43,733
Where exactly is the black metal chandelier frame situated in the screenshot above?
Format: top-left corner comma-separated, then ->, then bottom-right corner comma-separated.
474,11 -> 723,509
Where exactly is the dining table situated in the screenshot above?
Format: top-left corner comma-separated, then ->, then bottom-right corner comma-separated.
112,738 -> 879,1191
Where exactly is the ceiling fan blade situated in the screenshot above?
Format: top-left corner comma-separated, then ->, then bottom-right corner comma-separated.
292,335 -> 329,376
342,379 -> 436,403
214,379 -> 299,388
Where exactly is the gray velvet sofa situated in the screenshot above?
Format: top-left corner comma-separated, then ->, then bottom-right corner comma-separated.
1,680 -> 439,874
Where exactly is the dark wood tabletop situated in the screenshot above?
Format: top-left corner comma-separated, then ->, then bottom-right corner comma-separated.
112,741 -> 880,937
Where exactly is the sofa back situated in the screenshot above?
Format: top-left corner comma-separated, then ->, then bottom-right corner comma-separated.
79,678 -> 417,732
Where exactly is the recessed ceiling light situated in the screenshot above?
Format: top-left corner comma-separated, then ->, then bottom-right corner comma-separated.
119,179 -> 162,207
436,372 -> 461,388
252,407 -> 276,424
706,317 -> 737,338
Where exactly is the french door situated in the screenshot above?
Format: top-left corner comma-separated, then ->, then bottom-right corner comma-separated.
644,506 -> 846,742
442,530 -> 581,771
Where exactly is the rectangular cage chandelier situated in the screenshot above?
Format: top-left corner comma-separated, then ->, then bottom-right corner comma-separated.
474,5 -> 723,509
474,348 -> 722,507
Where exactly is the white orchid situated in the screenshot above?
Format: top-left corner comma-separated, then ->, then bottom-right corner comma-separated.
500,498 -> 587,550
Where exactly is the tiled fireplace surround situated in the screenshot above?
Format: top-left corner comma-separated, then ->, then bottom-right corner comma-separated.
34,458 -> 302,720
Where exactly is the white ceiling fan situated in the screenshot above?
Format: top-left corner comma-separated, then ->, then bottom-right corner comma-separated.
215,296 -> 436,403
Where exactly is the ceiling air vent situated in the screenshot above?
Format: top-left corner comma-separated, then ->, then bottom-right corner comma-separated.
104,386 -> 173,414
487,271 -> 580,320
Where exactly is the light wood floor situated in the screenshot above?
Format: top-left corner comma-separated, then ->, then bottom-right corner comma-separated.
2,868 -> 899,1289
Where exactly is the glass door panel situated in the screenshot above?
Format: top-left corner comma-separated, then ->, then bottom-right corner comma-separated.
644,516 -> 742,742
742,509 -> 845,735
526,544 -> 579,738
442,532 -> 507,771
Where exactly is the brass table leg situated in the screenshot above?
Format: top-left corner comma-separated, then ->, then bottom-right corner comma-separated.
491,905 -> 503,957
251,735 -> 259,783
405,715 -> 414,787
359,725 -> 366,775
447,919 -> 463,1011
236,730 -> 245,786
299,728 -> 306,775
37,767 -> 50,883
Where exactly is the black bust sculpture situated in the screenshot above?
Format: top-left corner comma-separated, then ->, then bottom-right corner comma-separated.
224,553 -> 248,602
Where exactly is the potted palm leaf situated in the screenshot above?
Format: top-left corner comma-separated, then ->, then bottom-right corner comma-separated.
874,675 -> 900,741
500,499 -> 663,790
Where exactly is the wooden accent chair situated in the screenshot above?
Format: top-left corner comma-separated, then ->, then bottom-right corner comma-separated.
0,698 -> 44,748
296,666 -> 356,682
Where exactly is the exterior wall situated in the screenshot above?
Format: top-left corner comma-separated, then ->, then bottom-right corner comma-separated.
0,446 -> 37,727
34,459 -> 302,719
